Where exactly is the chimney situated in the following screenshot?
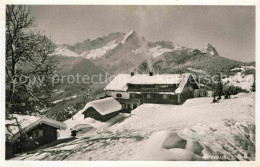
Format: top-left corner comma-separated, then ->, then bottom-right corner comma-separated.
149,72 -> 153,76
130,72 -> 134,76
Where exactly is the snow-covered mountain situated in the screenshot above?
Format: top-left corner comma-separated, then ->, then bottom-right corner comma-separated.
51,47 -> 82,58
54,30 -> 254,77
64,30 -> 219,61
80,40 -> 118,59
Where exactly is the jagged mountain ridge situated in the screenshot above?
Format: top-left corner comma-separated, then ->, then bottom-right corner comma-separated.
54,30 -> 253,75
59,32 -> 125,55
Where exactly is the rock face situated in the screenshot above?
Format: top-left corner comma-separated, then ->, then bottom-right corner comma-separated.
121,30 -> 145,44
199,43 -> 219,56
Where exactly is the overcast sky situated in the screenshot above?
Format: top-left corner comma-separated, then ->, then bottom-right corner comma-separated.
31,5 -> 255,62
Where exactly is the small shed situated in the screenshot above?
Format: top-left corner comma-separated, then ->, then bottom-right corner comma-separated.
82,97 -> 122,122
5,114 -> 67,158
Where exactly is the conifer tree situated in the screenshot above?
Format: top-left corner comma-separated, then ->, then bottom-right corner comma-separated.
251,74 -> 255,92
213,72 -> 223,100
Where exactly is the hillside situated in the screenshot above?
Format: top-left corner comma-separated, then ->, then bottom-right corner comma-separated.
11,93 -> 255,160
53,55 -> 105,76
153,52 -> 253,75
42,55 -> 106,121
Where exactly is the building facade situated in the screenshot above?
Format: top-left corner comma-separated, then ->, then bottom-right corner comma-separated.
104,73 -> 200,112
10,124 -> 58,154
5,115 -> 67,159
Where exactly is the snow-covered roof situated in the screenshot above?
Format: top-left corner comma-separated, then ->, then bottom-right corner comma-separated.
176,73 -> 200,93
175,74 -> 190,93
71,124 -> 93,131
127,74 -> 182,85
83,97 -> 122,116
105,73 -> 200,93
104,74 -> 131,91
6,114 -> 67,142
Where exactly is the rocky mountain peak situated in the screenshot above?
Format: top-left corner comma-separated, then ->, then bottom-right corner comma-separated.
121,30 -> 142,44
199,42 -> 219,56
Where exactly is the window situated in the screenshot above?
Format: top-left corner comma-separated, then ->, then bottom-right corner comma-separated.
147,94 -> 151,99
39,130 -> 43,137
130,93 -> 136,98
116,93 -> 122,98
160,85 -> 169,88
32,130 -> 43,138
163,94 -> 169,100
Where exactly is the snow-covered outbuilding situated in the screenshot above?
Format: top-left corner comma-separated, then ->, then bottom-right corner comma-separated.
82,97 -> 122,122
104,73 -> 200,111
5,114 -> 67,158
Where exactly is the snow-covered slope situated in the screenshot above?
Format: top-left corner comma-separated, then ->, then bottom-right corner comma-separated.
80,40 -> 118,59
222,72 -> 254,91
148,46 -> 173,58
222,66 -> 255,91
121,30 -> 135,44
133,45 -> 173,58
231,65 -> 255,71
80,30 -> 140,59
52,95 -> 78,104
51,47 -> 82,57
131,119 -> 255,161
187,68 -> 207,74
12,93 -> 255,161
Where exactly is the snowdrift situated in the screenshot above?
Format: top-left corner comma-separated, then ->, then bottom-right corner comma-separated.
131,119 -> 255,161
11,93 -> 255,161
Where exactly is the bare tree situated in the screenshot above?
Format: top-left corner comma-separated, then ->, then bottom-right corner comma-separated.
6,5 -> 56,117
5,6 -> 58,151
